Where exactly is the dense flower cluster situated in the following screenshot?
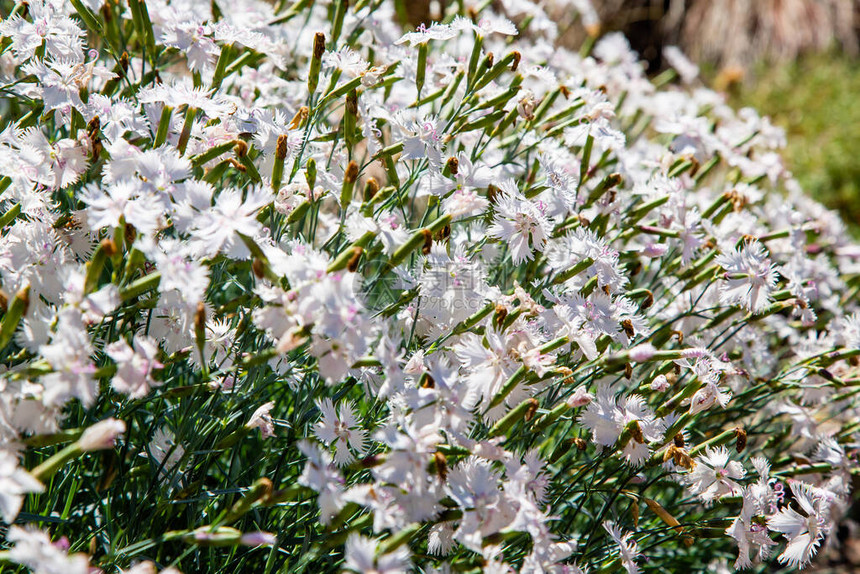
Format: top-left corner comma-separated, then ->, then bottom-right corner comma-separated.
1,0 -> 859,572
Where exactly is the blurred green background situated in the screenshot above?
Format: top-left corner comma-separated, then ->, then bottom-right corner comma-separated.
582,1 -> 860,233
730,53 -> 860,233
405,1 -> 860,233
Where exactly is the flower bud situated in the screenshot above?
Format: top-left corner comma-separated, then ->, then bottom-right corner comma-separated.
628,343 -> 656,363
344,160 -> 359,183
78,418 -> 126,452
275,134 -> 289,161
289,106 -> 308,130
363,177 -> 379,201
308,32 -> 325,94
650,374 -> 670,392
567,386 -> 593,407
517,91 -> 536,120
240,531 -> 276,547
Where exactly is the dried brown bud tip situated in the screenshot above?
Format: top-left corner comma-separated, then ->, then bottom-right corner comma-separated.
574,437 -> 587,451
510,51 -> 521,71
233,139 -> 248,158
346,247 -> 363,272
363,177 -> 379,201
120,51 -> 129,73
621,319 -> 635,338
421,229 -> 433,255
195,301 -> 206,332
485,52 -> 494,68
226,158 -> 246,172
252,258 -> 266,279
421,373 -> 435,389
360,454 -> 383,468
494,303 -> 508,327
0,289 -> 8,313
673,433 -> 685,448
15,284 -> 30,317
446,156 -> 459,176
124,223 -> 136,244
258,477 -> 274,503
345,160 -> 359,183
630,420 -> 644,443
434,224 -> 451,241
100,238 -> 118,257
487,184 -> 499,204
275,134 -> 289,160
682,536 -> 695,548
524,398 -> 539,422
312,33 -> 326,59
346,90 -> 358,115
734,427 -> 747,453
624,362 -> 633,380
86,116 -> 100,137
641,290 -> 654,309
434,451 -> 448,480
559,85 -> 571,99
289,106 -> 309,130
556,366 -> 573,379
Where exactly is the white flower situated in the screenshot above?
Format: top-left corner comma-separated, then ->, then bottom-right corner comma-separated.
686,446 -> 745,504
160,22 -> 218,72
580,384 -> 622,446
395,22 -> 457,46
393,111 -> 444,168
663,46 -> 699,84
488,180 -> 550,265
148,427 -> 185,480
6,526 -> 91,574
603,521 -> 640,574
187,186 -> 270,259
716,240 -> 779,314
767,480 -> 831,569
81,179 -> 167,235
246,402 -> 276,439
297,440 -> 345,525
726,489 -> 777,569
106,335 -> 162,398
313,398 -> 367,466
344,533 -> 412,574
0,451 -> 44,524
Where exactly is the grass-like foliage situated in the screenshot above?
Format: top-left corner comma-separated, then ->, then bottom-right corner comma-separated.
0,1 -> 859,573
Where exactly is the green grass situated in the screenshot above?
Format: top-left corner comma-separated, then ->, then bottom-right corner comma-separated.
731,52 -> 860,233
